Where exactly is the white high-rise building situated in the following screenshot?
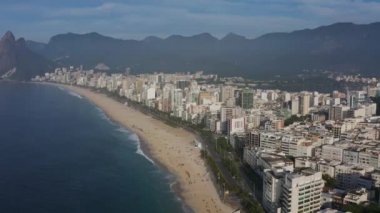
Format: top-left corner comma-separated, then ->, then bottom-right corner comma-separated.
260,132 -> 282,151
284,92 -> 291,102
263,168 -> 286,213
280,169 -> 324,213
312,96 -> 319,107
220,107 -> 243,133
146,87 -> 156,100
291,97 -> 299,115
321,145 -> 344,162
281,134 -> 302,157
220,85 -> 236,103
300,93 -> 311,115
172,89 -> 184,117
227,117 -> 245,135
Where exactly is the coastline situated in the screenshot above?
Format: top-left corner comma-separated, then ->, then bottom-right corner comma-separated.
119,125 -> 191,212
128,127 -> 192,213
56,84 -> 234,213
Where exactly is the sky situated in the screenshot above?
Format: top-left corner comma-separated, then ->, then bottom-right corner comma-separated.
1,0 -> 380,42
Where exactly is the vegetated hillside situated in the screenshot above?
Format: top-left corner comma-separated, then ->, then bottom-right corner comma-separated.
27,22 -> 380,79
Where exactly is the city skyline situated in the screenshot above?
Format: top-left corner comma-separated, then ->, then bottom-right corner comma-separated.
2,1 -> 380,212
32,66 -> 380,212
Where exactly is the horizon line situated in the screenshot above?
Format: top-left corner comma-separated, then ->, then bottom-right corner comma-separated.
2,21 -> 380,43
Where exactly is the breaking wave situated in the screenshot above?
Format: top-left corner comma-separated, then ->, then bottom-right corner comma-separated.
95,107 -> 115,125
128,132 -> 155,165
57,86 -> 82,99
68,91 -> 83,99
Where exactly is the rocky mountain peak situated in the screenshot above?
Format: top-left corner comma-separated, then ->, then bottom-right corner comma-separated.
1,31 -> 16,43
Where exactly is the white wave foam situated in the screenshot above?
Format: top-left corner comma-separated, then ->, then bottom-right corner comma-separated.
95,106 -> 115,125
169,180 -> 178,192
116,127 -> 189,212
68,91 -> 83,99
116,127 -> 130,134
129,133 -> 155,165
57,86 -> 82,99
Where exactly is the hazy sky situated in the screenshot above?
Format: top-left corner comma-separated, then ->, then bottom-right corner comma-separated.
2,0 -> 380,42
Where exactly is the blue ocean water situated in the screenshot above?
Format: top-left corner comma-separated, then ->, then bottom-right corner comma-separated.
0,82 -> 184,213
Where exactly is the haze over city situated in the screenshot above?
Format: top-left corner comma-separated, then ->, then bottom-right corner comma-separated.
2,0 -> 380,41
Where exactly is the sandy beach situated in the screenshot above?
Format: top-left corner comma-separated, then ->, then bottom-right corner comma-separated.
62,85 -> 234,213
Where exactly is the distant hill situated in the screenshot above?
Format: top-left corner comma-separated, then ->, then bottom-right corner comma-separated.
0,31 -> 53,80
21,22 -> 380,79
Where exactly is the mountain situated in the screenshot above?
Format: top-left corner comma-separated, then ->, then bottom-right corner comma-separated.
26,40 -> 47,53
26,22 -> 380,79
247,22 -> 380,78
0,31 -> 53,80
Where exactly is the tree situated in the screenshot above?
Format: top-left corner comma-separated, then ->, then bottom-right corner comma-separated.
322,174 -> 336,189
284,115 -> 309,126
216,137 -> 233,153
343,203 -> 380,213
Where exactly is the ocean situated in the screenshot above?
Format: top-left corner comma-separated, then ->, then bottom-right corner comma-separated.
0,81 -> 185,213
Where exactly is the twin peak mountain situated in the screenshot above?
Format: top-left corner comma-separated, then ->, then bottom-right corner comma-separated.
0,31 -> 51,80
